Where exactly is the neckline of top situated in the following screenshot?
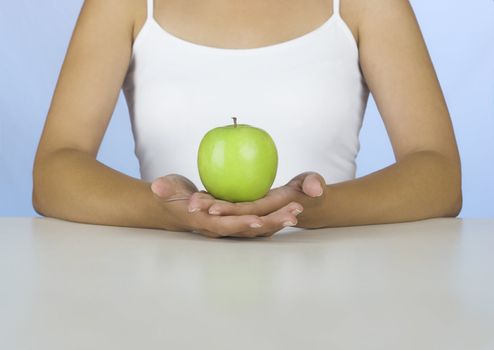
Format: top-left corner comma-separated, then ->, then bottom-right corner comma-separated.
134,12 -> 342,55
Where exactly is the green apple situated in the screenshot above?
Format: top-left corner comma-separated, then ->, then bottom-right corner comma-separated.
197,117 -> 278,202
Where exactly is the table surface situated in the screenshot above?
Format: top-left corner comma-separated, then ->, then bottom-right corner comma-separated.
1,217 -> 493,350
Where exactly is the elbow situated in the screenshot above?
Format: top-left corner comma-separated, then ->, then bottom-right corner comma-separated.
448,181 -> 463,217
32,186 -> 46,217
445,187 -> 462,218
32,169 -> 46,217
425,150 -> 462,218
32,147 -> 73,217
32,155 -> 51,217
442,156 -> 463,218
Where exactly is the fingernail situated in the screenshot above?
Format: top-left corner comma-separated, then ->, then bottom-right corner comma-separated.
283,221 -> 295,227
188,207 -> 200,213
292,209 -> 302,216
250,223 -> 263,228
316,187 -> 324,197
209,209 -> 220,215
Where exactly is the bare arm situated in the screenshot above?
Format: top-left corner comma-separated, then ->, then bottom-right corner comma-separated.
314,0 -> 461,226
197,0 -> 462,228
33,0 -> 175,229
33,0 -> 300,237
305,0 -> 462,227
313,151 -> 461,228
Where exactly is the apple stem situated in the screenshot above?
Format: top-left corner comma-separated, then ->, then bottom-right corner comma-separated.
232,117 -> 237,128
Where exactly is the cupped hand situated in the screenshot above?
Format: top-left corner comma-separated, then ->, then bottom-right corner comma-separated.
187,171 -> 327,228
151,174 -> 302,238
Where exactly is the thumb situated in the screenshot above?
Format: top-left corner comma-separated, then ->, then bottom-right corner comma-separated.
301,172 -> 326,198
151,174 -> 198,199
151,176 -> 176,198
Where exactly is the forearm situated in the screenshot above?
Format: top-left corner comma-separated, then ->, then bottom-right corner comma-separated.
32,148 -> 174,230
308,150 -> 462,228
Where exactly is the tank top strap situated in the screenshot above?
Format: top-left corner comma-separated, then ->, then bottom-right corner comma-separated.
147,0 -> 154,20
333,0 -> 341,17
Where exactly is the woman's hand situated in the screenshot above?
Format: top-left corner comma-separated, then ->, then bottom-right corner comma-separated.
188,171 -> 328,229
151,174 -> 303,238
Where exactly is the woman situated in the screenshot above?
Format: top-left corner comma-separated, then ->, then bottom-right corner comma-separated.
32,0 -> 462,238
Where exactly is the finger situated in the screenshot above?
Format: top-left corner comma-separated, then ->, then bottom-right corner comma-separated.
190,210 -> 264,237
229,201 -> 303,238
187,191 -> 232,213
187,191 -> 213,212
302,173 -> 325,197
207,187 -> 293,216
258,201 -> 301,235
151,174 -> 198,199
151,177 -> 175,198
286,171 -> 326,197
191,193 -> 248,215
193,202 -> 303,238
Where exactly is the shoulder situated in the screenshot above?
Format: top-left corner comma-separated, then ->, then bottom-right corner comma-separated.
340,0 -> 418,48
80,0 -> 145,42
81,0 -> 141,19
355,0 -> 420,36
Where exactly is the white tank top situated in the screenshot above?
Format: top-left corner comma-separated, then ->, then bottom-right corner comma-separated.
123,0 -> 369,189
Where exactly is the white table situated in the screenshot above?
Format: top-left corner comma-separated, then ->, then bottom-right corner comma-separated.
1,217 -> 493,350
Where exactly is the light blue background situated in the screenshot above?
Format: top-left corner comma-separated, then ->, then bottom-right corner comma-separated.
1,1 -> 493,217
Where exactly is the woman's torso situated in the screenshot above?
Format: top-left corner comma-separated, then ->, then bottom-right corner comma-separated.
123,0 -> 369,189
